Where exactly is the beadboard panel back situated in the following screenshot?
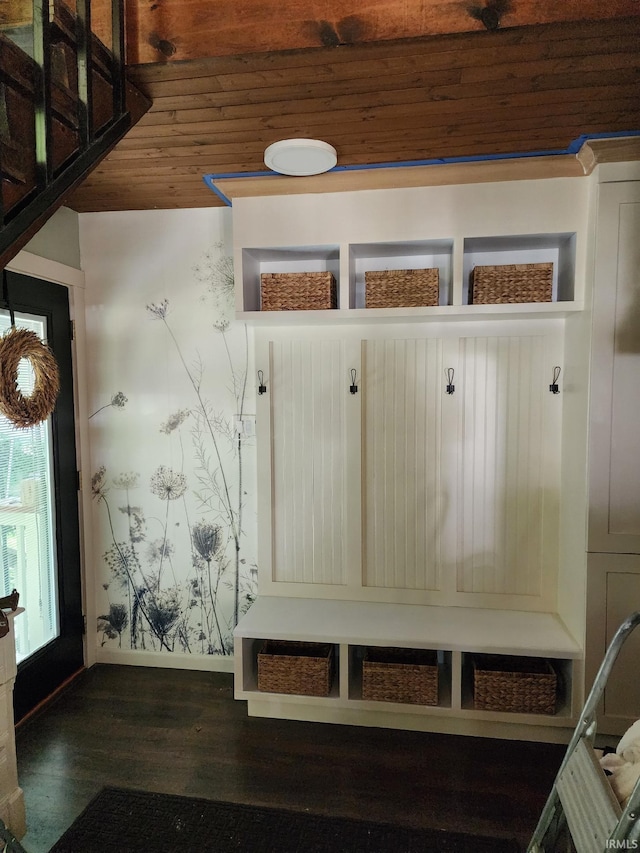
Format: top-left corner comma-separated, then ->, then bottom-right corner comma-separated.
362,337 -> 444,592
270,338 -> 349,585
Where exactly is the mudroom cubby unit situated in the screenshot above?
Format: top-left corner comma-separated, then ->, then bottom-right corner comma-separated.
232,170 -> 597,741
234,597 -> 582,740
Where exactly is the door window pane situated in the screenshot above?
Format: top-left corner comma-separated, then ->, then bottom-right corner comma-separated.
0,311 -> 58,663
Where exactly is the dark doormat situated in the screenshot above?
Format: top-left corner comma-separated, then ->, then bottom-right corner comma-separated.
48,786 -> 521,852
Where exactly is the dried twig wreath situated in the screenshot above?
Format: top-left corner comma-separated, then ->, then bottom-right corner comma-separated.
0,326 -> 60,428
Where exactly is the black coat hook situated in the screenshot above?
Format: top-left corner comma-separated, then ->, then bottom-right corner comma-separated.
349,369 -> 358,394
549,366 -> 561,394
446,368 -> 455,395
257,370 -> 267,395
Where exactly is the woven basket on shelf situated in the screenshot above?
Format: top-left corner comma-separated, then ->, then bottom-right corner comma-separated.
470,262 -> 553,304
472,655 -> 557,715
260,271 -> 337,311
365,268 -> 439,308
362,647 -> 438,706
257,640 -> 334,696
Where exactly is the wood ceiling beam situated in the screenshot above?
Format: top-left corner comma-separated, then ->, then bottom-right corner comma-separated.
88,0 -> 640,65
124,16 -> 640,82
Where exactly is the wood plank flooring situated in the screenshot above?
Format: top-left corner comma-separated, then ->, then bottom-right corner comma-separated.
15,664 -> 566,852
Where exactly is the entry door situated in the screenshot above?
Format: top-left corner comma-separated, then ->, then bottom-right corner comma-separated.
0,272 -> 83,722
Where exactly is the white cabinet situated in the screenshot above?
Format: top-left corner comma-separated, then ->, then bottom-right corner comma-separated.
586,554 -> 640,735
602,570 -> 640,722
588,180 -> 640,554
586,178 -> 640,735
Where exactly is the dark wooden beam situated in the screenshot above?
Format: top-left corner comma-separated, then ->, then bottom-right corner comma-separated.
90,0 -> 640,65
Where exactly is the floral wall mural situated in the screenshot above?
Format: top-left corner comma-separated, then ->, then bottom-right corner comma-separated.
80,208 -> 257,665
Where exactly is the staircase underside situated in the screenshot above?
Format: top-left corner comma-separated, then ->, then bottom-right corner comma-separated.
0,0 -> 150,269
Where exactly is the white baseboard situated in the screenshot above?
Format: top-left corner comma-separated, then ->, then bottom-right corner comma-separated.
95,647 -> 235,673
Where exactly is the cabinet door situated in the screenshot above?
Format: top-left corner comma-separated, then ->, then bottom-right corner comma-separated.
260,337 -> 360,588
586,553 -> 640,734
454,334 -> 562,607
361,337 -> 445,591
589,181 -> 640,552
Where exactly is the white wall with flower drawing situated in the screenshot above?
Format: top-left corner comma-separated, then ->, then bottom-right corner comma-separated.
79,207 -> 257,668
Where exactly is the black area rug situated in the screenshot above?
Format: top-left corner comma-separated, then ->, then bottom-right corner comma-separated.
48,786 -> 521,853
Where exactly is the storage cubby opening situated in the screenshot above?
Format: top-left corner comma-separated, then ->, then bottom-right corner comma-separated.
348,644 -> 451,708
460,651 -> 572,717
240,637 -> 264,692
238,235 -> 579,316
462,233 -> 576,305
252,637 -> 340,699
241,245 -> 340,311
349,240 -> 454,309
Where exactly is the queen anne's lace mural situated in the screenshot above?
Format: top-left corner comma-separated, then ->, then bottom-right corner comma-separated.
85,218 -> 257,659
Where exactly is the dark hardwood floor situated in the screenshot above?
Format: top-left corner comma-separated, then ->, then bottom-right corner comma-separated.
15,664 -> 566,852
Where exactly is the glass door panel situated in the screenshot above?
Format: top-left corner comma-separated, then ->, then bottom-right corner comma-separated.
0,310 -> 58,663
2,271 -> 83,722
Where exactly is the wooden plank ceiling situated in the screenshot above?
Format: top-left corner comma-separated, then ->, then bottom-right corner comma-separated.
65,1 -> 640,212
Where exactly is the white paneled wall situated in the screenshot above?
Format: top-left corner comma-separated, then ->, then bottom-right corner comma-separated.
260,326 -> 562,611
456,335 -> 549,597
362,337 -> 443,591
270,339 -> 348,585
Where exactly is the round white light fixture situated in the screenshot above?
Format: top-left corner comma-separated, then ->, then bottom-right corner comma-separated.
264,138 -> 337,176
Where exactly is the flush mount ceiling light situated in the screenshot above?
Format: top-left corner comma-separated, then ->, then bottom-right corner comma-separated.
264,138 -> 337,176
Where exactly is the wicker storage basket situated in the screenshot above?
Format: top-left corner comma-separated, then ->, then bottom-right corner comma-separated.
258,640 -> 334,696
472,655 -> 557,714
362,647 -> 438,706
260,272 -> 337,311
470,262 -> 553,304
365,268 -> 439,308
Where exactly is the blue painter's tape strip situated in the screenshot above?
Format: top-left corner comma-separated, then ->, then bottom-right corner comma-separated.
203,170 -> 287,206
202,174 -> 233,207
203,131 -> 640,207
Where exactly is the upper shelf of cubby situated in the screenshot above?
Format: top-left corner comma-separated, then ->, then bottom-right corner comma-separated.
236,232 -> 582,323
